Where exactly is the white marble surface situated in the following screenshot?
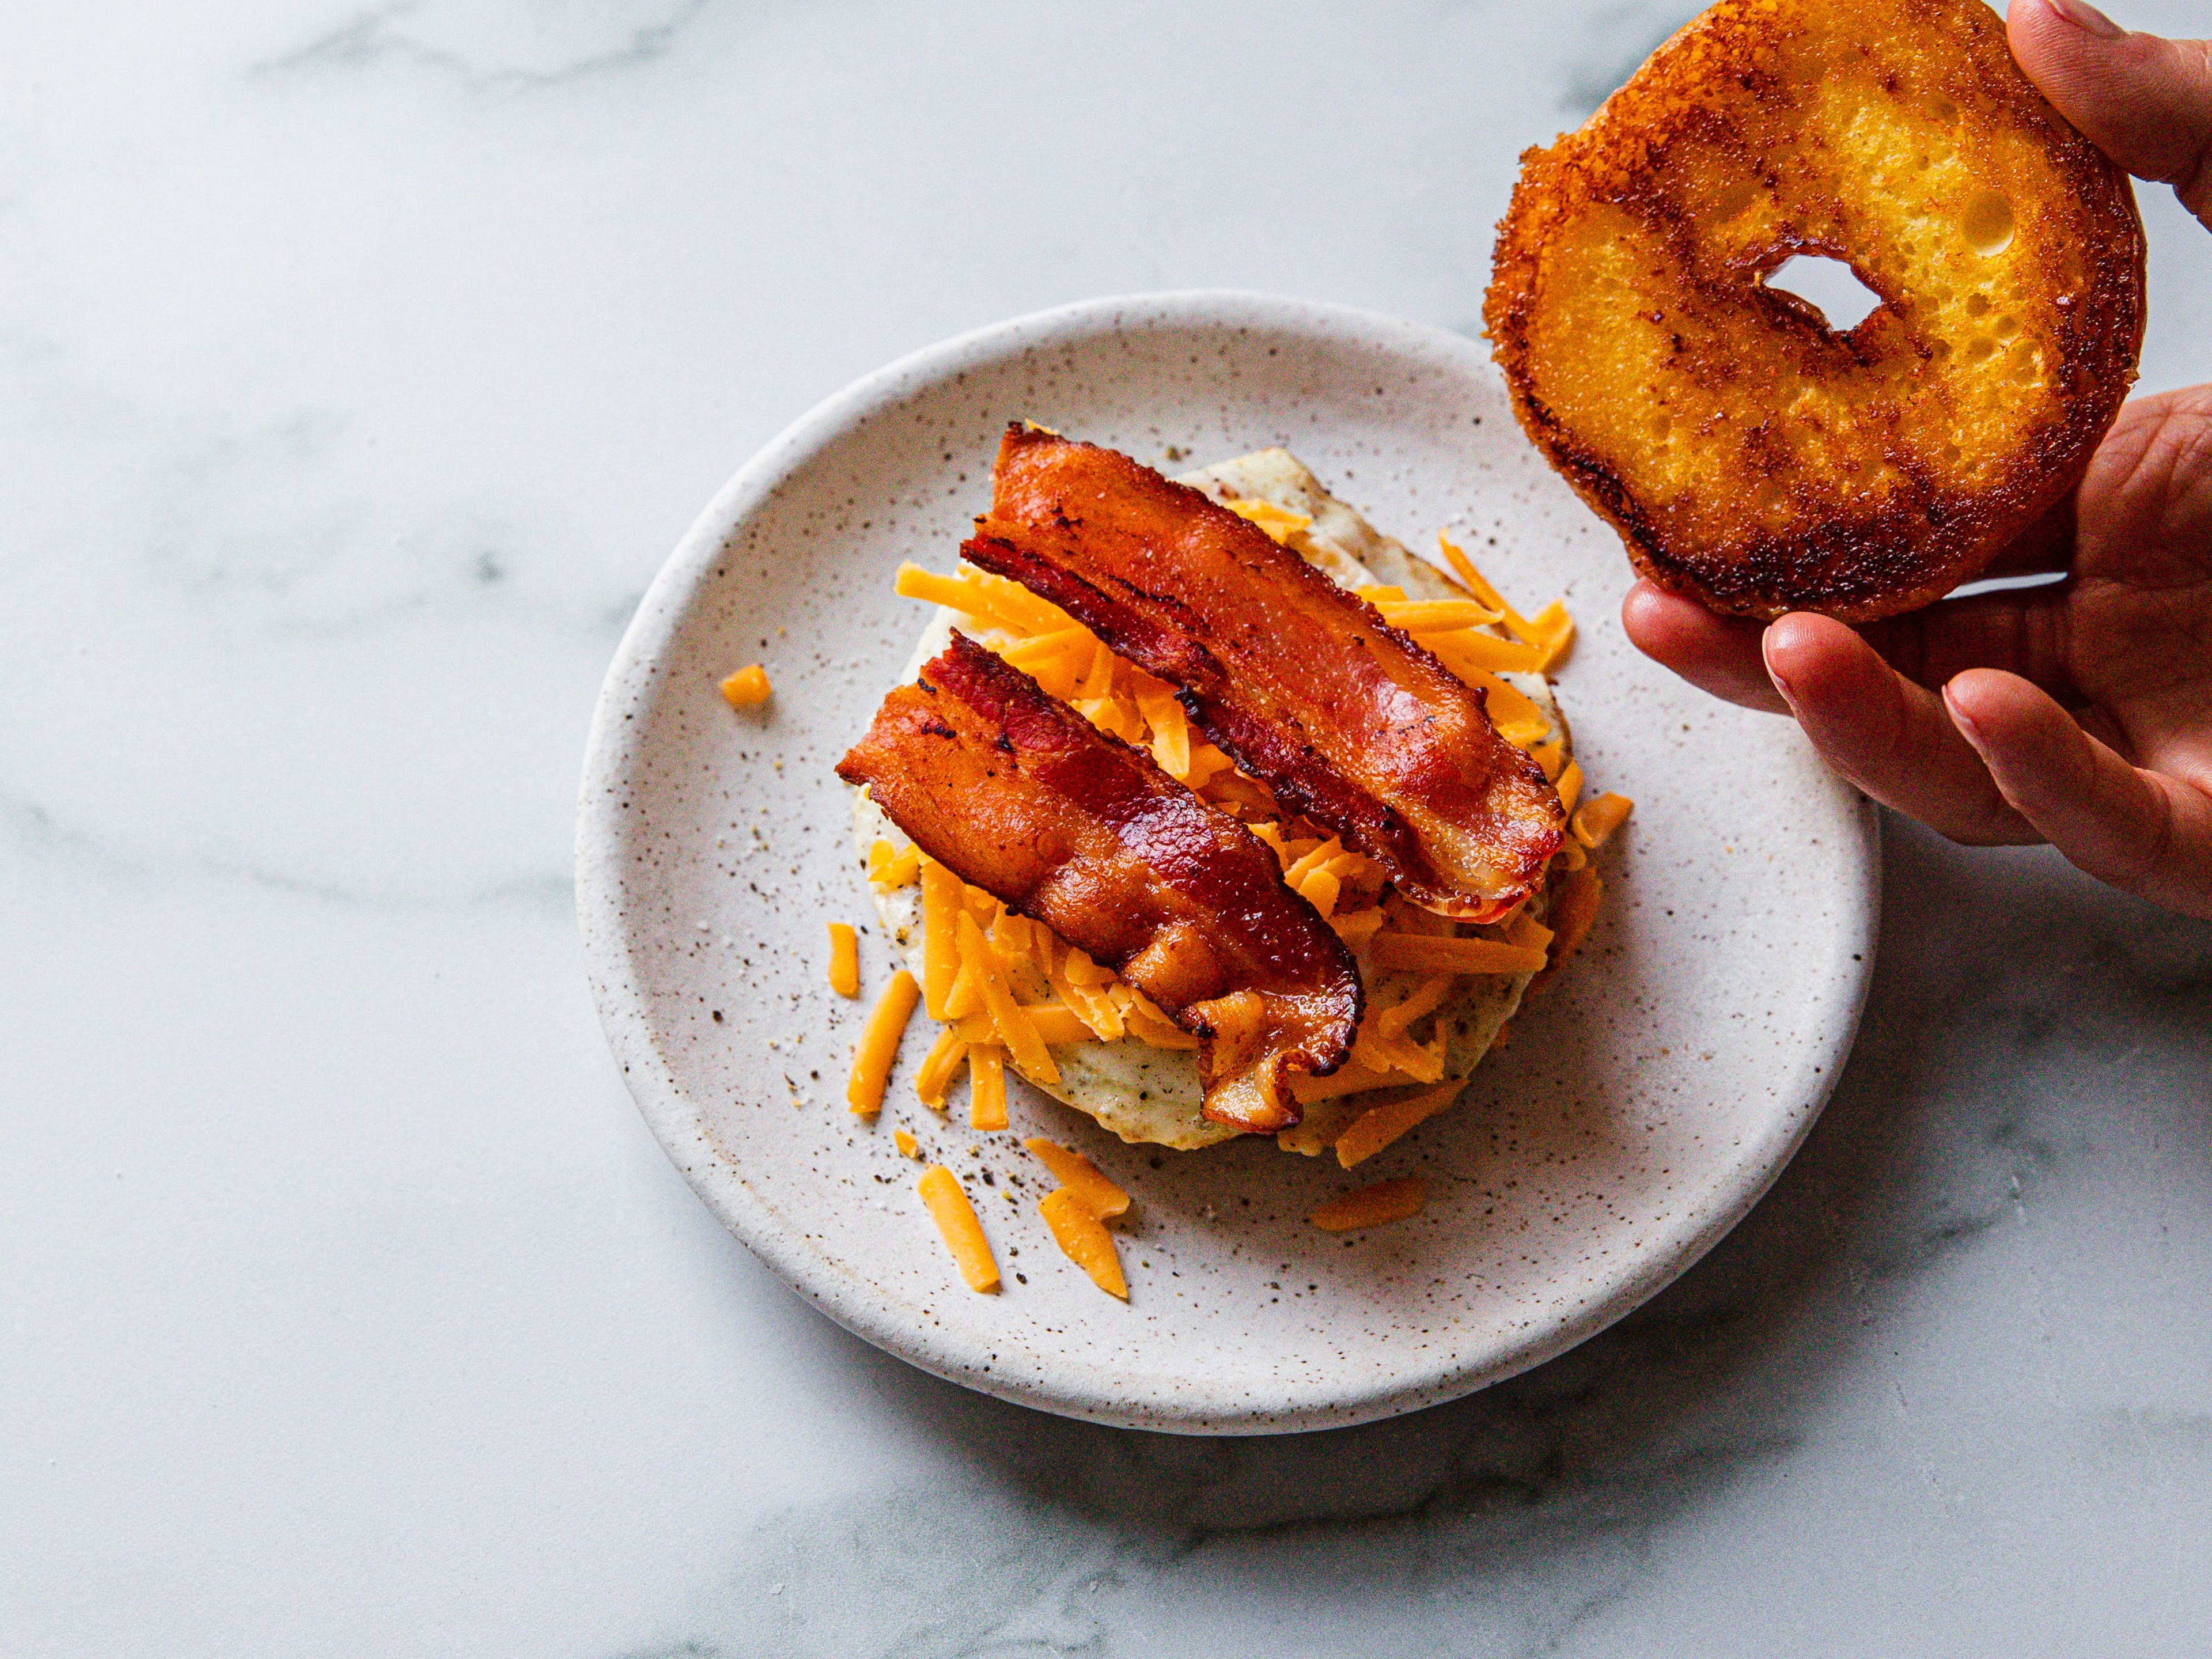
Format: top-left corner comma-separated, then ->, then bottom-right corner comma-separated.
5,1 -> 2209,1652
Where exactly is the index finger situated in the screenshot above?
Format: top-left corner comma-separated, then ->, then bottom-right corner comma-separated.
1622,578 -> 2080,706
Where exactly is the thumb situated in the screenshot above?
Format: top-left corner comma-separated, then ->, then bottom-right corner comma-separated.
2008,0 -> 2212,227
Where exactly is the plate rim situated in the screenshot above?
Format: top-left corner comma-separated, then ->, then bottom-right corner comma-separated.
576,287 -> 1882,1434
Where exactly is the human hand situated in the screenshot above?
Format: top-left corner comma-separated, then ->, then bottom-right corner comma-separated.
1622,0 -> 2212,921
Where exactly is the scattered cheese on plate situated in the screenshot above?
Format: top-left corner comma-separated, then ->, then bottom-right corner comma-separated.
918,1164 -> 998,1291
1309,1176 -> 1430,1232
1021,1138 -> 1130,1218
1039,1187 -> 1128,1300
1333,1081 -> 1463,1169
846,970 -> 919,1117
719,664 -> 772,707
826,922 -> 859,998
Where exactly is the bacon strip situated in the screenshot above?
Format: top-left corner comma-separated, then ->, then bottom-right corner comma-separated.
835,633 -> 1360,1133
963,427 -> 1565,921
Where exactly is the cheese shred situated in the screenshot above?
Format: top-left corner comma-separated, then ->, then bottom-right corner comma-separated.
718,664 -> 772,707
919,859 -> 962,1020
968,1043 -> 1009,1131
1334,1081 -> 1464,1169
868,839 -> 921,892
1039,1187 -> 1128,1299
1571,793 -> 1635,849
1533,868 -> 1605,994
917,1164 -> 999,1291
1022,1138 -> 1131,1217
846,969 -> 919,1117
1365,935 -> 1550,976
1309,1175 -> 1430,1232
955,912 -> 1058,1085
826,922 -> 860,998
914,1027 -> 968,1109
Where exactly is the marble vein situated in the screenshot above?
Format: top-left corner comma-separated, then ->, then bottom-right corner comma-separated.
255,0 -> 714,90
0,789 -> 573,916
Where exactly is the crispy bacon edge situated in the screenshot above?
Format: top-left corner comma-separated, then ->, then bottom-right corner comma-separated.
834,632 -> 1361,1134
961,426 -> 1565,922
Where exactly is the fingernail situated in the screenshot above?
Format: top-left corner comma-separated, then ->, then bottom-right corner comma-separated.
1760,626 -> 1798,707
1942,681 -> 1986,746
2041,0 -> 2124,40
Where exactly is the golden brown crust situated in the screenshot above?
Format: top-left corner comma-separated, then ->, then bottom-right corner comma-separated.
1484,0 -> 2146,622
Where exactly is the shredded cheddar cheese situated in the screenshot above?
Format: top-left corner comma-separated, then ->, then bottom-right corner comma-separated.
827,922 -> 859,998
1221,498 -> 1312,541
1309,1175 -> 1429,1232
1571,792 -> 1635,849
1022,1138 -> 1131,1217
1374,597 -> 1502,633
1115,987 -> 1199,1049
1366,935 -> 1550,976
1376,975 -> 1454,1039
993,1003 -> 1089,1047
846,969 -> 919,1117
1436,536 -> 1574,670
955,912 -> 1058,1085
1522,600 -> 1576,671
1503,908 -> 1555,953
719,664 -> 771,707
914,1027 -> 967,1109
1334,1081 -> 1464,1169
893,1127 -> 921,1158
1555,759 -> 1585,817
919,858 -> 962,1020
1039,1187 -> 1128,1299
969,1043 -> 1009,1131
1290,1058 -> 1429,1103
868,838 -> 921,892
1461,669 -> 1552,747
918,1163 -> 999,1291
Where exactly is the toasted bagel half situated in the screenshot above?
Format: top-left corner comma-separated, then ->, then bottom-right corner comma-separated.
1486,0 -> 2145,621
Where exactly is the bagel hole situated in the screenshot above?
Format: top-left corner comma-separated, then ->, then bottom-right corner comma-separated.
1950,570 -> 2067,599
1764,255 -> 1883,332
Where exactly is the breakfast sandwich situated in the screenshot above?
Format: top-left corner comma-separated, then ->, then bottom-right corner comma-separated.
835,429 -> 1623,1160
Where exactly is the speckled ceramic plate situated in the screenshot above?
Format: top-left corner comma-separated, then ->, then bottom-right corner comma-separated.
577,291 -> 1879,1434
